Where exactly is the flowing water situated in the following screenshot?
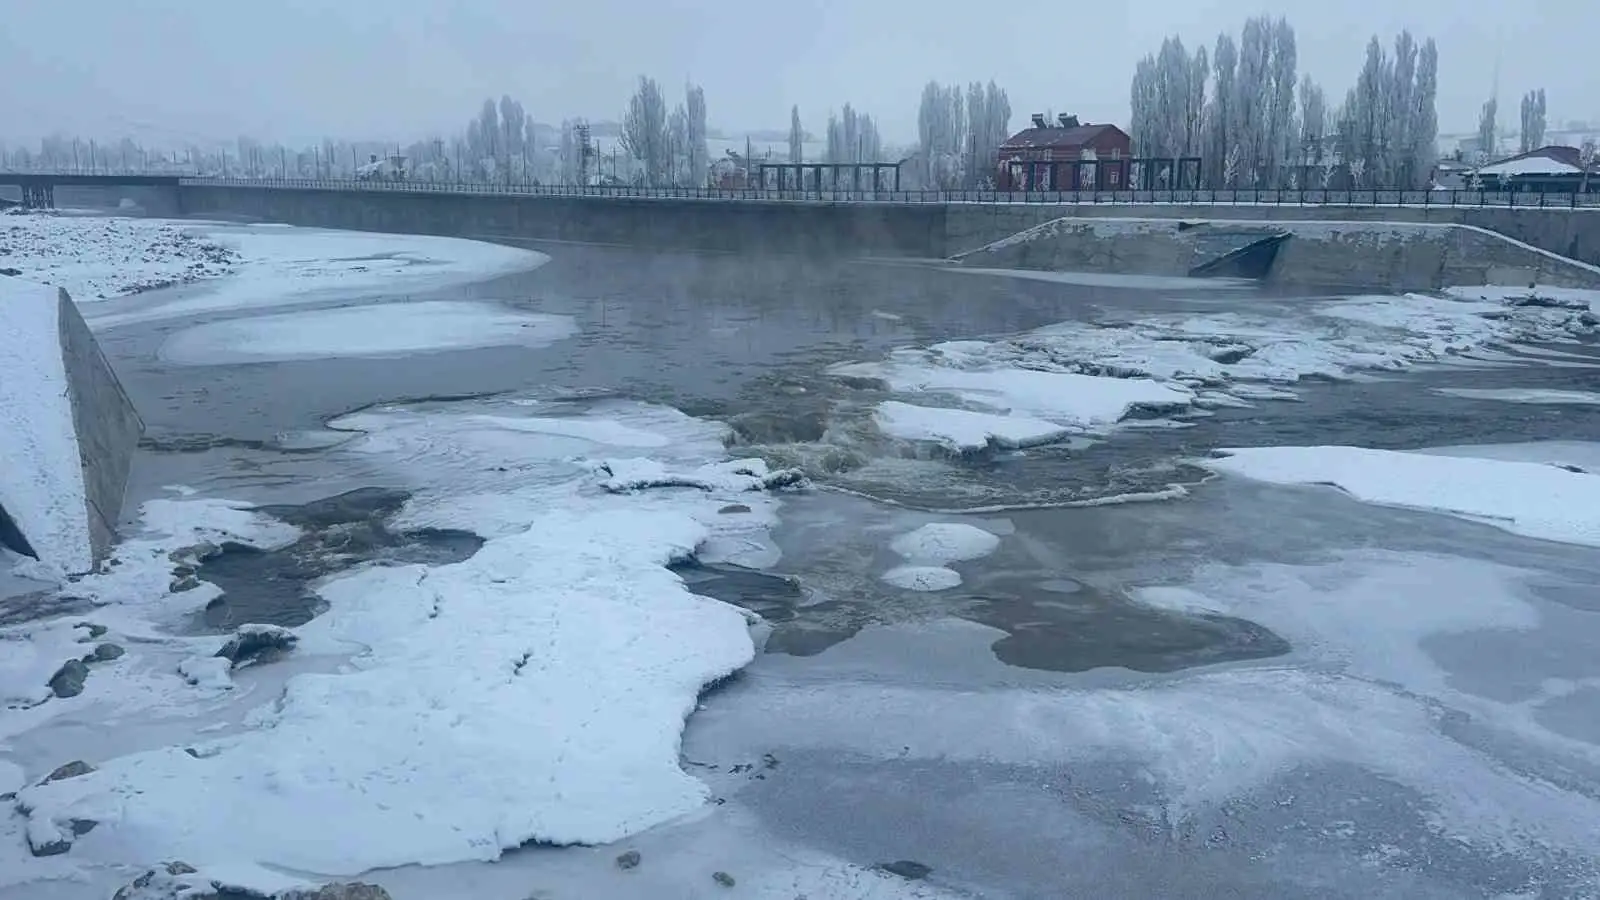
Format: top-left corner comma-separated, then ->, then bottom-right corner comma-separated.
93,240 -> 1600,899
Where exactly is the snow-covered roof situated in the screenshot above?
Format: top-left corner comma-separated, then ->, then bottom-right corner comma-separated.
1476,156 -> 1583,177
1475,145 -> 1590,178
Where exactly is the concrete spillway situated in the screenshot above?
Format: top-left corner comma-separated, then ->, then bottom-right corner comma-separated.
0,278 -> 142,573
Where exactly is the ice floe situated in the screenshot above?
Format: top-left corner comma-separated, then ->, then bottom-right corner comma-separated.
5,395 -> 791,886
1204,445 -> 1600,547
873,400 -> 1072,453
1435,387 -> 1600,405
888,523 -> 1002,564
832,347 -> 1193,431
158,300 -> 577,365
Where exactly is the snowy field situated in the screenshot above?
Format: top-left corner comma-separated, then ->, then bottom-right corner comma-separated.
6,211 -> 1600,897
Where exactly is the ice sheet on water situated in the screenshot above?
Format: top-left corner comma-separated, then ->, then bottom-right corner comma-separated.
158,300 -> 577,365
1434,387 -> 1600,405
84,223 -> 549,328
894,291 -> 1598,411
10,394 -> 787,885
1205,445 -> 1600,547
0,278 -> 92,574
831,347 -> 1193,430
694,661 -> 1600,860
1417,441 -> 1600,473
873,400 -> 1072,453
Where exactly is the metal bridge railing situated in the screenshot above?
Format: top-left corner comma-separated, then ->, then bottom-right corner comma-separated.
171,178 -> 1600,209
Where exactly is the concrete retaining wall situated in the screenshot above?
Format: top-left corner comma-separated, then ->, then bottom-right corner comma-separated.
952,215 -> 1600,291
943,203 -> 1600,269
57,290 -> 144,563
171,185 -> 1600,290
178,186 -> 945,258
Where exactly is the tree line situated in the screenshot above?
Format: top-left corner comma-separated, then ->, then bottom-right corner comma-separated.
1130,17 -> 1439,190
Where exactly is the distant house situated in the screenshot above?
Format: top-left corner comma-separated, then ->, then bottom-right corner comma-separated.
1472,146 -> 1598,193
997,114 -> 1133,190
1431,158 -> 1474,190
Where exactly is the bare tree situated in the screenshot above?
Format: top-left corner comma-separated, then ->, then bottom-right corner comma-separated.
1519,89 -> 1547,152
621,76 -> 670,185
788,106 -> 804,163
1477,96 -> 1499,163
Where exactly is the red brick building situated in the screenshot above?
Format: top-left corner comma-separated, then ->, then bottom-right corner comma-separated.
996,114 -> 1133,190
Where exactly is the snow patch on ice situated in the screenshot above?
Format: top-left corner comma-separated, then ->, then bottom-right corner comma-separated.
158,300 -> 577,365
832,347 -> 1192,431
874,400 -> 1071,453
1204,445 -> 1600,547
9,395 -> 789,882
882,565 -> 963,592
889,522 -> 1001,564
0,278 -> 92,573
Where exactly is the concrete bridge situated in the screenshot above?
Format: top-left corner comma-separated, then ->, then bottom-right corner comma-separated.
5,174 -> 1600,286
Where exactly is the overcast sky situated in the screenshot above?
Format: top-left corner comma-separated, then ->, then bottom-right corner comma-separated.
1,0 -> 1594,148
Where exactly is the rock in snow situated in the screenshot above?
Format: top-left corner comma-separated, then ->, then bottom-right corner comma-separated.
597,457 -> 807,494
110,862 -> 392,900
215,623 -> 299,669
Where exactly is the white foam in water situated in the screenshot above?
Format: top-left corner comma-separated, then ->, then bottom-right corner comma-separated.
1205,445 -> 1600,547
874,400 -> 1072,452
158,300 -> 578,365
5,396 -> 787,887
1435,387 -> 1600,405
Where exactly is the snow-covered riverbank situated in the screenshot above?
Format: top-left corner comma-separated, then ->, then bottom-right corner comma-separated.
1,210 -> 548,329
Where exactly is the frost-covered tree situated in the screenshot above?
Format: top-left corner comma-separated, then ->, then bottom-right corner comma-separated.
1131,37 -> 1209,162
1388,32 -> 1417,186
917,81 -> 966,187
622,76 -> 670,185
668,104 -> 689,184
1298,75 -> 1327,169
1477,96 -> 1499,163
1408,39 -> 1439,187
961,80 -> 1011,187
1520,88 -> 1547,152
788,105 -> 804,163
1579,140 -> 1596,193
1262,18 -> 1298,186
1204,32 -> 1238,186
1341,36 -> 1391,187
685,83 -> 709,185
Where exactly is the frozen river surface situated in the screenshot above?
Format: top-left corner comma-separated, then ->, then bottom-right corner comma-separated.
3,213 -> 1600,899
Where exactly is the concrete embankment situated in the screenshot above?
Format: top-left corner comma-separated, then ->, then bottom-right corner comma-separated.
171,185 -> 1600,289
943,203 -> 1600,270
178,185 -> 945,258
951,215 -> 1600,291
0,280 -> 142,571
